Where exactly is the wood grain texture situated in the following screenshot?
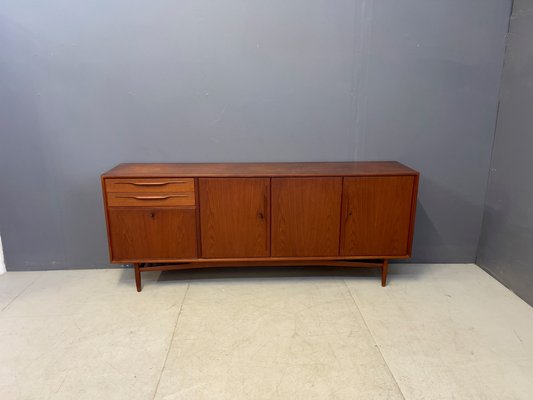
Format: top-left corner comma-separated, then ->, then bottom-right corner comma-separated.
271,177 -> 342,256
340,176 -> 415,256
105,178 -> 194,193
108,208 -> 197,260
199,178 -> 270,258
103,161 -> 418,178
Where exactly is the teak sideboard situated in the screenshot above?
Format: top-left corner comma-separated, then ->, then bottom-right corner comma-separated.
101,162 -> 419,291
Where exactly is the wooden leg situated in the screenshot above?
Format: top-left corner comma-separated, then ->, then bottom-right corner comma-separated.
134,263 -> 142,292
381,259 -> 389,287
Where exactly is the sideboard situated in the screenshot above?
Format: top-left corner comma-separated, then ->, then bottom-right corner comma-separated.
101,162 -> 419,291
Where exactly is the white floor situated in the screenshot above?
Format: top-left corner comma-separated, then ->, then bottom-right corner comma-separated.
0,264 -> 532,400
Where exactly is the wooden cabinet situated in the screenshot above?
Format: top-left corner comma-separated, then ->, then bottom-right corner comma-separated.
199,178 -> 269,258
340,176 -> 415,256
102,162 -> 419,291
271,177 -> 342,257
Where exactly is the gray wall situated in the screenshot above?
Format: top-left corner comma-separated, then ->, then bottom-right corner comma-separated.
477,0 -> 533,305
0,0 -> 511,270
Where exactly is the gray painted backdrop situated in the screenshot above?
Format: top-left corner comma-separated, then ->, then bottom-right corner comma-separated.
0,0 -> 511,270
477,0 -> 533,305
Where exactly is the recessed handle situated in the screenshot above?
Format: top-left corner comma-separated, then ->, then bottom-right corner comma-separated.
116,181 -> 189,186
345,197 -> 352,220
262,191 -> 269,221
116,195 -> 189,200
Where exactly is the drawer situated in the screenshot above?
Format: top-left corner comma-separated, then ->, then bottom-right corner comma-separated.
105,178 -> 194,193
107,192 -> 195,207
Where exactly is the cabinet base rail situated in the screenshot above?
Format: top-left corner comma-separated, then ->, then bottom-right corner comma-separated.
133,259 -> 389,292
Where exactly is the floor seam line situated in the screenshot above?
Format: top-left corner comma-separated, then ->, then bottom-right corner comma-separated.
0,274 -> 42,313
343,279 -> 407,400
151,281 -> 191,400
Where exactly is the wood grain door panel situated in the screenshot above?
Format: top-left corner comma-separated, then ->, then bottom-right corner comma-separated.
340,176 -> 415,256
271,177 -> 342,257
108,208 -> 197,261
199,178 -> 270,258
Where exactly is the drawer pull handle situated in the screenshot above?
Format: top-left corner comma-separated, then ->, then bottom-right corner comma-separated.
116,195 -> 189,200
116,181 -> 189,187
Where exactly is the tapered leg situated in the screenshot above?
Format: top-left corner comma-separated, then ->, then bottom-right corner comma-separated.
134,263 -> 142,292
381,259 -> 389,287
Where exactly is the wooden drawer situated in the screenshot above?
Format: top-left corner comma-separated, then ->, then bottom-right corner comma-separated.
107,192 -> 195,207
105,178 -> 194,193
108,208 -> 198,260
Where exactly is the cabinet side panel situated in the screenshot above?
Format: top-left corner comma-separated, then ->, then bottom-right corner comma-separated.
271,177 -> 342,256
101,177 -> 114,262
406,174 -> 419,256
340,176 -> 414,256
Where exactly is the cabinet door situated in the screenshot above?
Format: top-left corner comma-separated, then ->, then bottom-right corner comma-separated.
271,177 -> 342,257
340,176 -> 415,256
108,208 -> 197,261
199,178 -> 269,258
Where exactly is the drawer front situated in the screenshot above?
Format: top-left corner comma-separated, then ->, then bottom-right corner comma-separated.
107,192 -> 195,207
105,178 -> 194,193
108,208 -> 198,260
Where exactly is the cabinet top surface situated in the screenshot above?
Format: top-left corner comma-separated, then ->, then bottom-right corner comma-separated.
102,161 -> 418,178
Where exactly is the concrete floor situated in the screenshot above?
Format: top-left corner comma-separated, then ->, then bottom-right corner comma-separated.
0,264 -> 532,400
